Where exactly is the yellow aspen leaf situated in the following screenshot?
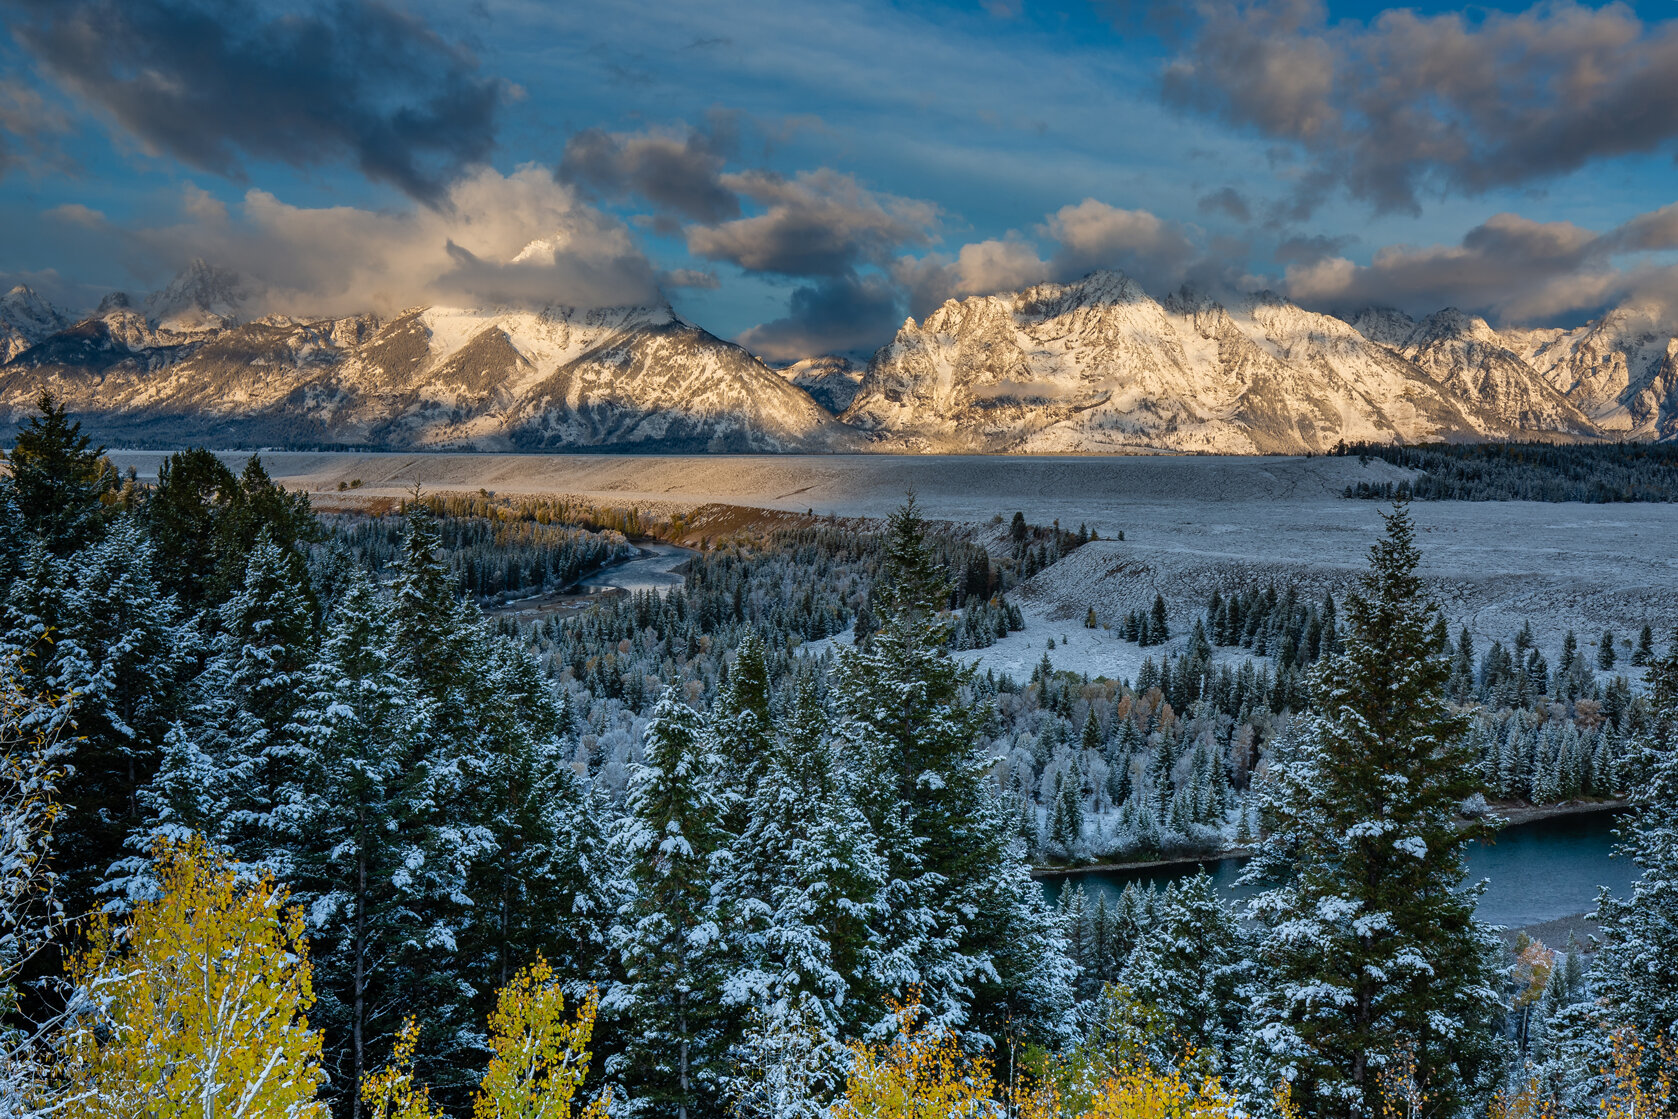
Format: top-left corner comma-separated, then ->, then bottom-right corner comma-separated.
473,957 -> 607,1119
57,837 -> 327,1119
362,1019 -> 446,1119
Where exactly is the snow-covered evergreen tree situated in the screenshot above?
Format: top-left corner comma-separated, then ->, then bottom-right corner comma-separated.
722,676 -> 889,1069
276,570 -> 465,1116
1239,501 -> 1502,1119
1120,873 -> 1244,1069
608,688 -> 736,1119
460,632 -> 617,1010
1594,627 -> 1678,1044
1,518 -> 194,913
832,496 -> 1071,1043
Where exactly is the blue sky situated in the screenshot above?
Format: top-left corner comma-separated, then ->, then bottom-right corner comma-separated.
4,0 -> 1678,359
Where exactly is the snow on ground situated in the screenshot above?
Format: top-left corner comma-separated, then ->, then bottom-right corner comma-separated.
955,595 -> 1262,684
107,451 -> 1678,658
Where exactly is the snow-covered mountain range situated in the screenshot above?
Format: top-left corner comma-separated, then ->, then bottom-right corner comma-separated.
0,263 -> 854,452
3,265 -> 1675,452
843,273 -> 1678,453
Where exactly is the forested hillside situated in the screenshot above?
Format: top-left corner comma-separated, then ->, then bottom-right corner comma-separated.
2,393 -> 1676,1119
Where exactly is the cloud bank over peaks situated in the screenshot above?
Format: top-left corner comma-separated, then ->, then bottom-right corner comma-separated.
62,167 -> 663,319
892,200 -> 1216,321
1154,0 -> 1678,216
1282,204 -> 1678,328
686,168 -> 940,277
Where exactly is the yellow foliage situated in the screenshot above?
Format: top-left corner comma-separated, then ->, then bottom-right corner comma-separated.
834,999 -> 996,1119
1018,1060 -> 1239,1119
474,957 -> 608,1119
362,1020 -> 446,1119
1017,1044 -> 1239,1119
1599,1029 -> 1676,1119
58,838 -> 327,1119
834,995 -> 1239,1119
1509,937 -> 1556,1013
1488,1075 -> 1557,1119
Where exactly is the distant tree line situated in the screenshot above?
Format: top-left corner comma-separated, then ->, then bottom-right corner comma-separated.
1334,440 -> 1678,502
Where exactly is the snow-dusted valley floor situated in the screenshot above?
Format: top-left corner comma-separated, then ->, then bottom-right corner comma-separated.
109,450 -> 1678,668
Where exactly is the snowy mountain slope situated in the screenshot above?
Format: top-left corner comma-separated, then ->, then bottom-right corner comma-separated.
0,286 -> 69,363
843,273 -> 1527,454
0,265 -> 856,451
1502,307 -> 1678,439
1384,309 -> 1597,435
776,355 -> 865,413
7,262 -> 1678,453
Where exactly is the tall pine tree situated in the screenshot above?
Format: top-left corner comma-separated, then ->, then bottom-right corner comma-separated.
608,688 -> 736,1119
1239,500 -> 1501,1119
833,495 -> 1071,1043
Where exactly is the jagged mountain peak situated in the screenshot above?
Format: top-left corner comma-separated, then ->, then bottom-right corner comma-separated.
0,284 -> 70,362
1413,308 -> 1505,344
1,284 -> 64,328
776,355 -> 864,414
144,259 -> 247,332
1345,306 -> 1417,347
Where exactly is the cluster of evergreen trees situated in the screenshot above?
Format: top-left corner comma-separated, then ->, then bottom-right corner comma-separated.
1335,440 -> 1678,502
0,399 -> 1068,1117
6,390 -> 1678,1119
327,506 -> 633,602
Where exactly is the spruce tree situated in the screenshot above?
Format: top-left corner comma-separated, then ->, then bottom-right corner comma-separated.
2,518 -> 194,913
460,634 -> 616,1009
1598,630 -> 1617,671
2,391 -> 113,555
278,571 -> 463,1118
1239,501 -> 1501,1118
722,677 -> 888,1045
1121,873 -> 1244,1069
145,448 -> 241,609
608,688 -> 735,1119
832,495 -> 1071,1042
1593,627 -> 1678,1044
715,633 -> 774,830
1633,624 -> 1655,668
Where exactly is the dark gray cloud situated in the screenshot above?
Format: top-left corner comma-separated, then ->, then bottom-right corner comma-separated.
0,78 -> 73,178
1274,232 -> 1354,267
687,169 -> 938,277
737,274 -> 902,362
1156,0 -> 1678,214
1283,206 -> 1678,326
5,0 -> 505,204
558,113 -> 742,223
1196,186 -> 1251,222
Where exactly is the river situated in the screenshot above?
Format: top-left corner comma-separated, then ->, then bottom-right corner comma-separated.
1038,810 -> 1637,931
578,541 -> 693,594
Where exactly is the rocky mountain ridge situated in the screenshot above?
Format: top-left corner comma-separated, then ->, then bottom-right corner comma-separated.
0,262 -> 853,452
3,265 -> 1675,452
843,273 -> 1678,453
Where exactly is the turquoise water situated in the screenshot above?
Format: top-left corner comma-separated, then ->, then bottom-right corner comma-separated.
1038,810 -> 1637,929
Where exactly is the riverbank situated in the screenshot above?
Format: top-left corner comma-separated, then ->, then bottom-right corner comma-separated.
1030,797 -> 1627,879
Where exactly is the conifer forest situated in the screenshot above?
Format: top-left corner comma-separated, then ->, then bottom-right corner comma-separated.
3,396 -> 1677,1119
